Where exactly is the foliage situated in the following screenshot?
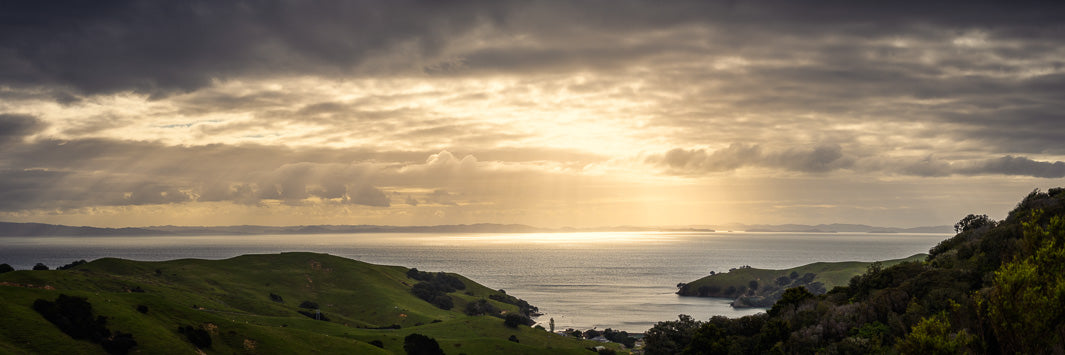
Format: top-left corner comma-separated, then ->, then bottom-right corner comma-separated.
33,263 -> 48,270
297,300 -> 318,309
0,263 -> 13,273
643,314 -> 701,355
651,188 -> 1065,354
503,312 -> 532,328
57,259 -> 87,270
954,214 -> 995,233
463,298 -> 499,316
489,292 -> 540,316
177,325 -> 212,349
982,212 -> 1065,353
895,311 -> 973,354
33,294 -> 137,354
408,270 -> 471,311
269,293 -> 284,303
403,333 -> 444,355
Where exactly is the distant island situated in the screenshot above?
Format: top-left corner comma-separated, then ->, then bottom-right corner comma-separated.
0,221 -> 951,237
676,254 -> 927,308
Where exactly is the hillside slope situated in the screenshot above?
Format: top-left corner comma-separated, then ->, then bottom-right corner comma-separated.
644,188 -> 1065,354
676,254 -> 926,307
0,252 -> 618,354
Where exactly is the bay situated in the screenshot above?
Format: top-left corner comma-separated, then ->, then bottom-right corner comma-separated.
0,231 -> 947,332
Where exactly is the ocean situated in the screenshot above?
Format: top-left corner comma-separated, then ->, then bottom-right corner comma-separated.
0,231 -> 947,332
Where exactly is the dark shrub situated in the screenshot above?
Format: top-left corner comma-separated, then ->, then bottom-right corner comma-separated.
58,260 -> 87,270
464,299 -> 499,316
298,300 -> 318,309
298,310 -> 330,321
33,263 -> 48,270
101,331 -> 137,355
503,313 -> 532,328
33,294 -> 111,342
269,293 -> 284,303
34,294 -> 136,354
508,335 -> 519,343
370,340 -> 384,348
177,325 -> 212,349
135,305 -> 148,314
403,333 -> 444,355
0,263 -> 13,273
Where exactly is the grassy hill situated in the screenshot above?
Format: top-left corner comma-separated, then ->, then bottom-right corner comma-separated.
0,252 -> 620,354
676,254 -> 927,307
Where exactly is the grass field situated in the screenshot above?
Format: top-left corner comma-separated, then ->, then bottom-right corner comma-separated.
0,252 -> 623,354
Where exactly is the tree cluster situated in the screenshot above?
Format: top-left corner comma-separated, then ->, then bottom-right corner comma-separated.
488,292 -> 540,317
645,188 -> 1065,354
402,333 -> 444,355
33,294 -> 137,354
407,268 -> 466,310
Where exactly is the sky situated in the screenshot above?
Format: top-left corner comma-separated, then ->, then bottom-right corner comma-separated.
1,1 -> 1063,228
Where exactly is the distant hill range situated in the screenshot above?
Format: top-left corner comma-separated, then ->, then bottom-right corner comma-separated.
0,221 -> 951,237
715,223 -> 953,234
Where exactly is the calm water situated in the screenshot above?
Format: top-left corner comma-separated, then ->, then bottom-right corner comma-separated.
0,231 -> 946,332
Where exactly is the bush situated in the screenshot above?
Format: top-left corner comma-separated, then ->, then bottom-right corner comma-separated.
297,310 -> 330,321
0,263 -> 13,273
503,313 -> 532,328
135,305 -> 148,314
34,294 -> 136,354
464,299 -> 499,316
298,300 -> 318,309
269,293 -> 284,303
101,331 -> 137,355
33,263 -> 48,270
58,260 -> 87,270
178,325 -> 212,349
508,334 -> 519,343
403,333 -> 444,355
411,282 -> 454,310
33,294 -> 111,342
369,340 -> 384,348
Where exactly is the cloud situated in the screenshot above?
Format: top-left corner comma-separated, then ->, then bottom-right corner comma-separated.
648,144 -> 849,174
0,114 -> 46,144
957,156 -> 1065,178
650,144 -> 1065,179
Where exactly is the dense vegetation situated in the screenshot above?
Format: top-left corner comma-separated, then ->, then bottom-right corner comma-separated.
0,252 -> 620,354
645,188 -> 1065,354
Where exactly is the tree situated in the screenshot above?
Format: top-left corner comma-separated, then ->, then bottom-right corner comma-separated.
0,263 -> 14,273
983,212 -> 1065,352
504,313 -> 530,328
954,214 -> 994,233
644,314 -> 701,355
403,333 -> 444,355
895,312 -> 973,354
33,263 -> 49,270
58,260 -> 87,270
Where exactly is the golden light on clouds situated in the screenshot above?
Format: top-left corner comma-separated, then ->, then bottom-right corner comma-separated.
1,1 -> 1064,228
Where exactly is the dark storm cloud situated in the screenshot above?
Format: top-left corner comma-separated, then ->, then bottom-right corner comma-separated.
0,114 -> 47,144
2,1 -> 1062,95
0,0 -> 502,96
